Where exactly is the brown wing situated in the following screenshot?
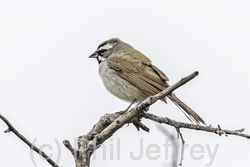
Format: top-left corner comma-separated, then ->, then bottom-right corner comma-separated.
107,53 -> 169,102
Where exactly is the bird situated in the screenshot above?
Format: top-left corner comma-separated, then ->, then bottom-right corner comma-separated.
89,38 -> 205,125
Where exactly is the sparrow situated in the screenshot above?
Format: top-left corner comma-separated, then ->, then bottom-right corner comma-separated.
89,38 -> 205,125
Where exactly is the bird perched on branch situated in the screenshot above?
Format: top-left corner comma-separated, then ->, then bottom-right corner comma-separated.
89,38 -> 205,125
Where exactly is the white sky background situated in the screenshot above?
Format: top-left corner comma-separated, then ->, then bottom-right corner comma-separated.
1,1 -> 250,166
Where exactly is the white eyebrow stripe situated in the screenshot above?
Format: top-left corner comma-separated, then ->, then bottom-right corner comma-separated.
98,43 -> 113,51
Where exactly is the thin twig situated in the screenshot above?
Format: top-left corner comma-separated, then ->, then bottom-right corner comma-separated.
175,128 -> 185,166
0,114 -> 59,167
158,126 -> 179,167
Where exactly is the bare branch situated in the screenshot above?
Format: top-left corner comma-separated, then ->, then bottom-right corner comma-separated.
0,114 -> 59,167
143,112 -> 250,139
3,71 -> 248,167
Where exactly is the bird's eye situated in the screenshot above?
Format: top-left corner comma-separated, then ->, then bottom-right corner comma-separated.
98,49 -> 106,56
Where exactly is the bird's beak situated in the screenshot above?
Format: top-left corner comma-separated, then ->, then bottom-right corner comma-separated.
89,52 -> 98,58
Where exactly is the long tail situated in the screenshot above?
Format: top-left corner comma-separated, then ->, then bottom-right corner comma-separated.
167,93 -> 206,125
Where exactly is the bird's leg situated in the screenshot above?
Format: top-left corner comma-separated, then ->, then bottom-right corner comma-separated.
118,99 -> 137,114
125,99 -> 137,111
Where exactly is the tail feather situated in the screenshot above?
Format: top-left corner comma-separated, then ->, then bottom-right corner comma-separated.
167,93 -> 206,125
